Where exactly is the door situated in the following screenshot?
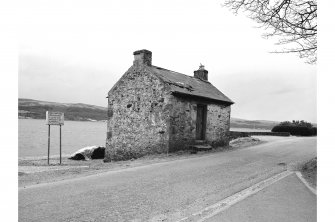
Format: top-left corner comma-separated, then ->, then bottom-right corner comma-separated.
196,104 -> 207,140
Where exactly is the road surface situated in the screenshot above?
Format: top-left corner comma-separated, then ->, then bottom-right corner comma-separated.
206,173 -> 316,222
19,136 -> 316,222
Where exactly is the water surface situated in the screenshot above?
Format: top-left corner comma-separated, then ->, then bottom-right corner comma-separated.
19,119 -> 106,158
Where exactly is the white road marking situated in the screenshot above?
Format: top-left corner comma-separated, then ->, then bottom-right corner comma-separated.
295,171 -> 317,195
177,170 -> 293,222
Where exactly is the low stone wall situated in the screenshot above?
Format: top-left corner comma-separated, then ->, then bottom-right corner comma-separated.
247,131 -> 290,136
228,131 -> 249,140
229,131 -> 290,139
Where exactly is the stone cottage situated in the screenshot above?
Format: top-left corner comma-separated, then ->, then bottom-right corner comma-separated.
105,49 -> 234,161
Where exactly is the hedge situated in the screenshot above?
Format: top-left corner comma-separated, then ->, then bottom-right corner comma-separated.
271,125 -> 317,136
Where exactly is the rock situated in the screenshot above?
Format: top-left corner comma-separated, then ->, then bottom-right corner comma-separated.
91,147 -> 105,159
69,146 -> 105,160
69,153 -> 86,160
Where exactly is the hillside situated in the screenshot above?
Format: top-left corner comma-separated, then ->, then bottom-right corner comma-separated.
230,117 -> 279,130
19,98 -> 281,129
19,98 -> 107,121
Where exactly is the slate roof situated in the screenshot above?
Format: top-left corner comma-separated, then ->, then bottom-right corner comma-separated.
149,66 -> 234,104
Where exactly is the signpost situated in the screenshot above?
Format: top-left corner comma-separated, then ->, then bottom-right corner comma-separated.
46,111 -> 64,165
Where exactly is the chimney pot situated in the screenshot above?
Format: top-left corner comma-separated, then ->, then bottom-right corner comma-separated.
194,64 -> 208,81
133,49 -> 152,66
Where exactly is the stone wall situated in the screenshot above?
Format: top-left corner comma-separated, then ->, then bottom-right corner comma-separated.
206,104 -> 231,146
105,64 -> 171,161
227,131 -> 250,140
168,96 -> 231,151
241,131 -> 290,137
168,96 -> 197,152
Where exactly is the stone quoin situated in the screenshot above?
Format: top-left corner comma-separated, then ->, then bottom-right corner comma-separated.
105,49 -> 234,161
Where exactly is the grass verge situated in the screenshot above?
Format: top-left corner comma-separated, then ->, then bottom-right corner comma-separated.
300,157 -> 317,189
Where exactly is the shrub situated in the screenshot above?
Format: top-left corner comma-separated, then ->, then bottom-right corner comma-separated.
311,127 -> 317,136
272,120 -> 317,136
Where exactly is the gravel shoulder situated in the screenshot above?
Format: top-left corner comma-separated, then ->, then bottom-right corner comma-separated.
18,137 -> 264,188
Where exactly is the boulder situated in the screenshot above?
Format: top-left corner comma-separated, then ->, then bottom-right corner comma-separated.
69,153 -> 86,160
69,146 -> 105,160
91,147 -> 105,159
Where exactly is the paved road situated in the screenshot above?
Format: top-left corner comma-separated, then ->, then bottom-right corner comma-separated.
206,173 -> 316,222
19,136 -> 316,222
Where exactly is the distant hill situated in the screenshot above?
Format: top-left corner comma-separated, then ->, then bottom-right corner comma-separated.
18,98 -> 283,129
19,98 -> 107,121
230,117 -> 279,130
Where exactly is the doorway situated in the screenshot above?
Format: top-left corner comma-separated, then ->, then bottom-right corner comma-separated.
196,104 -> 207,140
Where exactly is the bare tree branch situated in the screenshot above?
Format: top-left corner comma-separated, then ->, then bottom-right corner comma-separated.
223,0 -> 317,64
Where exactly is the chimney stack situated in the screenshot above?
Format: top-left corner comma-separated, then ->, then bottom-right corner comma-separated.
194,64 -> 208,81
133,49 -> 152,66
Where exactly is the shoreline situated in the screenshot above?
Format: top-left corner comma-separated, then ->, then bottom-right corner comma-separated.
19,117 -> 107,122
19,154 -> 72,161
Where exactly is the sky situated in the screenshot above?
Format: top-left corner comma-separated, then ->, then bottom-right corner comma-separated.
18,0 -> 316,123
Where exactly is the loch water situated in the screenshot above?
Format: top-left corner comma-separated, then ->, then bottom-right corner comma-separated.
19,119 -> 106,158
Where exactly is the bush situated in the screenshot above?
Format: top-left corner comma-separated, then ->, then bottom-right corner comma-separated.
271,120 -> 317,136
311,127 -> 317,136
272,125 -> 316,136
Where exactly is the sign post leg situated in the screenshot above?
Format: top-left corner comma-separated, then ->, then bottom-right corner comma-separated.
48,124 -> 50,165
60,125 -> 62,165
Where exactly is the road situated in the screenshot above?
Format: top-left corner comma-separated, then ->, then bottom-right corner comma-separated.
206,173 -> 316,222
19,136 -> 316,222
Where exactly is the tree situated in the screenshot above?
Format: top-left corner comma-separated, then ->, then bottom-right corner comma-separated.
223,0 -> 317,64
273,120 -> 316,136
279,120 -> 313,128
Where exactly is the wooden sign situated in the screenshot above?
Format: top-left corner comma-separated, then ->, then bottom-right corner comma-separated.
46,111 -> 64,125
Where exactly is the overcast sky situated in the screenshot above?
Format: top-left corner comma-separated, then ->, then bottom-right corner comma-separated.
18,0 -> 316,122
